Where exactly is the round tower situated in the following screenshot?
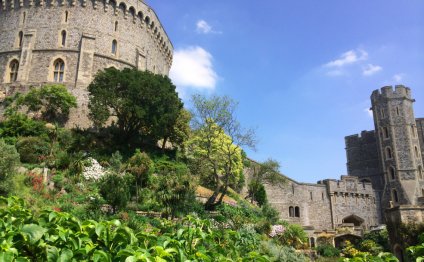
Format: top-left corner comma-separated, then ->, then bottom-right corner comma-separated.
371,85 -> 424,208
0,0 -> 173,126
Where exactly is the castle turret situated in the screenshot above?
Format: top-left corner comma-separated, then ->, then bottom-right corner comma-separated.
371,85 -> 423,208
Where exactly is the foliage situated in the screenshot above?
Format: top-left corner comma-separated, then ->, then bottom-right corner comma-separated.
359,239 -> 383,256
98,172 -> 130,213
0,140 -> 20,195
15,136 -> 50,164
15,84 -> 77,124
277,223 -> 308,249
247,159 -> 286,206
186,121 -> 244,209
341,252 -> 399,262
109,150 -> 123,172
0,196 -> 277,261
407,233 -> 424,261
88,68 -> 183,145
165,108 -> 192,149
362,229 -> 390,252
189,94 -> 255,209
261,203 -> 280,225
0,112 -> 48,138
126,149 -> 153,203
316,244 -> 340,257
260,239 -> 307,262
153,159 -> 196,218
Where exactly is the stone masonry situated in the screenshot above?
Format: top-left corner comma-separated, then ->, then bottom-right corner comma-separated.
0,0 -> 172,127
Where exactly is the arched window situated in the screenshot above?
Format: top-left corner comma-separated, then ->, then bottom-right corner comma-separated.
289,206 -> 294,217
114,21 -> 118,31
53,59 -> 65,82
61,30 -> 66,46
18,31 -> 23,48
388,167 -> 396,180
386,147 -> 393,160
295,206 -> 300,217
310,238 -> 315,248
9,60 -> 19,82
111,40 -> 117,55
392,189 -> 399,203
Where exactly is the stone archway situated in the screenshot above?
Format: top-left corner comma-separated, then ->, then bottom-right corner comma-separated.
334,234 -> 362,249
342,214 -> 364,227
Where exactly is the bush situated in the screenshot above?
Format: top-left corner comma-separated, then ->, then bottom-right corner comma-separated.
0,140 -> 20,196
316,244 -> 341,257
0,113 -> 48,138
99,172 -> 130,213
16,136 -> 50,163
278,223 -> 309,249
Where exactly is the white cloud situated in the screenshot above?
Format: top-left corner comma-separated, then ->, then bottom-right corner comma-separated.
325,49 -> 368,68
364,108 -> 373,118
393,73 -> 404,83
196,20 -> 212,34
170,46 -> 218,90
326,69 -> 345,77
362,64 -> 382,76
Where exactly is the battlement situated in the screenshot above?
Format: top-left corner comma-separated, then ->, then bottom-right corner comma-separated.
324,175 -> 375,194
371,85 -> 412,101
0,0 -> 173,64
345,130 -> 376,147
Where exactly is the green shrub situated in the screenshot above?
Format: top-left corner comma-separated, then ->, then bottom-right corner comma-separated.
0,140 -> 20,196
278,223 -> 309,249
0,113 -> 48,138
16,136 -> 50,163
99,172 -> 130,213
316,244 -> 341,257
54,150 -> 71,169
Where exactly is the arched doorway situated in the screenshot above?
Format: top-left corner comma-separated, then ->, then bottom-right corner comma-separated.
342,214 -> 364,227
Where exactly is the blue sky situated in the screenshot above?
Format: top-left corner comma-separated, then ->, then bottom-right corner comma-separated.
149,0 -> 424,183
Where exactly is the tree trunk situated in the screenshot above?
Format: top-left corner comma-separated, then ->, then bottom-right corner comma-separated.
205,185 -> 221,211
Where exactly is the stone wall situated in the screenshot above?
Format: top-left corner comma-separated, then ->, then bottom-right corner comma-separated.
0,0 -> 172,126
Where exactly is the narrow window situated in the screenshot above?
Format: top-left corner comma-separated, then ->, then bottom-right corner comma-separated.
294,206 -> 300,217
18,31 -> 23,48
291,184 -> 294,194
389,167 -> 396,180
322,192 -> 324,201
422,188 -> 424,197
64,11 -> 69,23
9,60 -> 19,82
61,30 -> 66,46
22,12 -> 26,24
419,166 -> 423,180
386,147 -> 393,160
396,107 -> 400,116
310,192 -> 313,201
53,59 -> 65,82
114,21 -> 118,31
289,206 -> 294,217
112,40 -> 117,55
310,238 -> 315,248
383,127 -> 389,139
415,146 -> 419,158
412,126 -> 417,137
392,189 -> 399,203
381,108 -> 385,118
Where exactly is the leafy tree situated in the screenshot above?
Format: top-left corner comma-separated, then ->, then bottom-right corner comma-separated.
126,149 -> 153,203
163,108 -> 191,149
98,172 -> 130,213
186,121 -> 244,210
188,95 -> 255,210
0,112 -> 48,138
247,159 -> 286,205
88,68 -> 183,145
15,84 -> 77,124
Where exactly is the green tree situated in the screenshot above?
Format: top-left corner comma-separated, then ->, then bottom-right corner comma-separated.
16,84 -> 77,124
126,149 -> 153,203
247,159 -> 286,205
163,108 -> 191,149
98,172 -> 130,213
188,95 -> 255,210
88,68 -> 183,145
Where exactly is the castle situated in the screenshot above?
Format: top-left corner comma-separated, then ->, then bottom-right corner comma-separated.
0,0 -> 171,125
264,85 -> 424,259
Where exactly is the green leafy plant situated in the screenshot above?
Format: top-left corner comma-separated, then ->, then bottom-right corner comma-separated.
15,136 -> 50,164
